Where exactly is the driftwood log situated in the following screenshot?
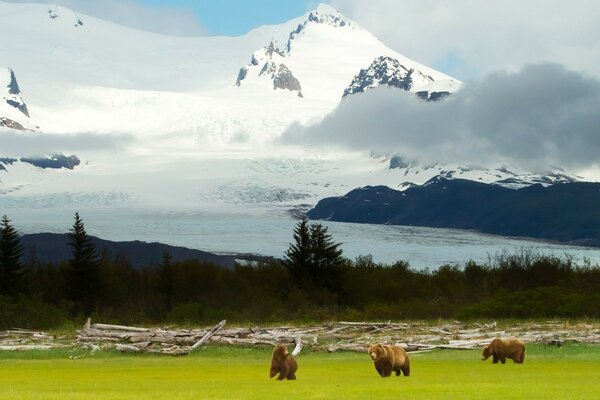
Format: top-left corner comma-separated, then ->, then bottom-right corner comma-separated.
3,320 -> 599,354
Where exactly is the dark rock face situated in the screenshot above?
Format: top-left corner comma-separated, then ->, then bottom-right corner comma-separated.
20,154 -> 80,170
7,69 -> 20,95
3,68 -> 30,119
235,67 -> 248,86
0,117 -> 27,130
389,155 -> 410,169
308,178 -> 600,246
272,64 -> 303,96
0,157 -> 17,172
416,90 -> 451,102
343,56 -> 435,98
236,41 -> 303,96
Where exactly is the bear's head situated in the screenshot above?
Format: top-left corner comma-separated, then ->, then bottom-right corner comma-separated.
368,344 -> 386,361
272,344 -> 289,363
481,345 -> 492,361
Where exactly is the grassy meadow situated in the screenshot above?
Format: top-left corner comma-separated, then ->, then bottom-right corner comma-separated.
0,344 -> 599,399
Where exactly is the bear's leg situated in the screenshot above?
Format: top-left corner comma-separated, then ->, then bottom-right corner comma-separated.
277,365 -> 289,380
287,371 -> 296,380
492,354 -> 499,364
395,368 -> 401,376
270,366 -> 279,379
403,360 -> 410,377
519,348 -> 525,364
375,365 -> 384,377
381,366 -> 392,377
500,356 -> 506,364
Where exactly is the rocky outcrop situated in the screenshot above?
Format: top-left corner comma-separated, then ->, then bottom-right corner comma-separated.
1,67 -> 34,131
286,5 -> 354,53
236,42 -> 303,97
2,68 -> 30,117
48,5 -> 84,28
0,155 -> 80,171
20,154 -> 81,170
415,90 -> 451,102
343,56 -> 435,98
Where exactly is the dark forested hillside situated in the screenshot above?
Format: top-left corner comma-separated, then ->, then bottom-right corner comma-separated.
308,178 -> 600,246
20,233 -> 237,268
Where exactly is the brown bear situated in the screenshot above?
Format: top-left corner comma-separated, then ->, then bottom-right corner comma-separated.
368,344 -> 410,378
269,344 -> 298,380
481,338 -> 525,364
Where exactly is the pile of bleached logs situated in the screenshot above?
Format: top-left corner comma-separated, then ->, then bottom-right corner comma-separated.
325,320 -> 600,353
4,320 -> 598,355
0,329 -> 68,351
76,319 -> 314,355
76,319 -> 228,355
73,319 -> 600,355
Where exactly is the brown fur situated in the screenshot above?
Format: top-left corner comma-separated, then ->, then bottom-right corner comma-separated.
482,338 -> 525,364
368,344 -> 410,378
269,345 -> 298,380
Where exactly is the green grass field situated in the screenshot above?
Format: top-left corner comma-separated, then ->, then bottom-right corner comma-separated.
1,344 -> 599,399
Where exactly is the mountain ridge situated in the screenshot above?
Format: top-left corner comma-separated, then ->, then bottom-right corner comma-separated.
308,178 -> 600,246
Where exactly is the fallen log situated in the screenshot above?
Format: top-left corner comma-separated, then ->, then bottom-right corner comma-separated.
188,320 -> 227,352
92,323 -> 150,332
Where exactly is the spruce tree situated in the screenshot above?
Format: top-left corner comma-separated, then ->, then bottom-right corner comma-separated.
284,218 -> 312,283
158,250 -> 175,313
309,223 -> 344,271
0,215 -> 26,297
284,218 -> 344,288
67,212 -> 99,316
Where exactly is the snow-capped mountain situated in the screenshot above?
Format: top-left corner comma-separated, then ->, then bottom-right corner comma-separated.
0,1 -> 591,224
234,4 -> 458,103
0,67 -> 35,131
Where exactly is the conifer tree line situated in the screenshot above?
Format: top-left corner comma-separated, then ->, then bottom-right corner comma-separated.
0,213 -> 599,329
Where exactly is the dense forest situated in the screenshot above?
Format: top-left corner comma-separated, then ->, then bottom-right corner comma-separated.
1,214 -> 599,329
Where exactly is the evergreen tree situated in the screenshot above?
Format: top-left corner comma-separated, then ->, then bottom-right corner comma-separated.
67,212 -> 99,316
0,215 -> 26,297
309,223 -> 344,271
284,218 -> 312,283
284,218 -> 344,288
158,250 -> 175,313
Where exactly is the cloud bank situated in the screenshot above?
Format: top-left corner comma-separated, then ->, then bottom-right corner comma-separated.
281,63 -> 600,171
330,0 -> 600,80
4,0 -> 206,36
0,131 -> 133,157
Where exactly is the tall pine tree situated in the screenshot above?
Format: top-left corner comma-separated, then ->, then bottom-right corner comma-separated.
0,215 -> 26,297
284,218 -> 344,288
284,218 -> 312,284
158,250 -> 175,314
67,212 -> 99,316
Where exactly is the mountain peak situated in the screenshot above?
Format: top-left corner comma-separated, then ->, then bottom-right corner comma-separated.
314,3 -> 342,16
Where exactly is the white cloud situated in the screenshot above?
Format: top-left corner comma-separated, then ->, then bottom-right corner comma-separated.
280,63 -> 600,172
0,131 -> 134,156
4,0 -> 206,36
329,0 -> 600,80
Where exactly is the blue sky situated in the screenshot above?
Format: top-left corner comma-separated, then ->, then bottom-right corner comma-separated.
139,0 -> 316,36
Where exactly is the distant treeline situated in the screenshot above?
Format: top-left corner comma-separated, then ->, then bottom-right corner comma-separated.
1,215 -> 599,329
